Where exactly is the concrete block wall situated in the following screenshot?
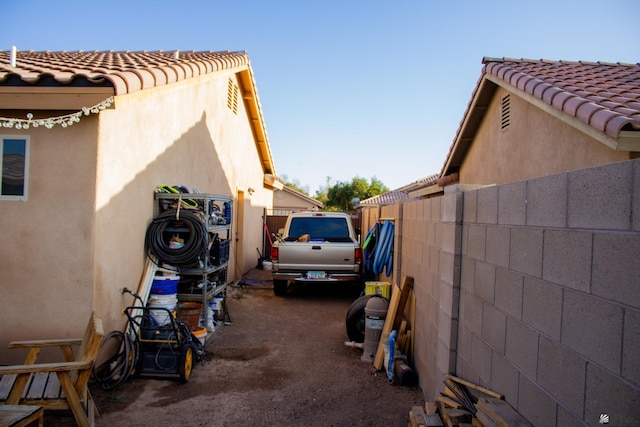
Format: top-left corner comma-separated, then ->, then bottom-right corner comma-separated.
360,158 -> 640,426
456,159 -> 640,426
391,188 -> 464,402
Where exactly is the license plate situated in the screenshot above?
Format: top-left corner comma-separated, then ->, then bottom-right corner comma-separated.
307,271 -> 326,280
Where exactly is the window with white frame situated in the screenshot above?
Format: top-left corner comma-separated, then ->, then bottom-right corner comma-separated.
1,136 -> 29,200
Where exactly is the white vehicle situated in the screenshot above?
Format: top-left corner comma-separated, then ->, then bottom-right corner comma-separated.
270,212 -> 362,296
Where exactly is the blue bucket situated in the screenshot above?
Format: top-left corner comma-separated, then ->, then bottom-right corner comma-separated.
151,276 -> 180,295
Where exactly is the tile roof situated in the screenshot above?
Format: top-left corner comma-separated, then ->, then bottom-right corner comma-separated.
0,50 -> 249,94
483,57 -> 640,139
357,174 -> 438,206
442,57 -> 640,177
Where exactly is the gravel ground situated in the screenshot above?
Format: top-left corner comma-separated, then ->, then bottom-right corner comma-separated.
46,268 -> 424,426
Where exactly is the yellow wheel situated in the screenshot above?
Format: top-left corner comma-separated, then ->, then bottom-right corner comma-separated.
179,345 -> 193,382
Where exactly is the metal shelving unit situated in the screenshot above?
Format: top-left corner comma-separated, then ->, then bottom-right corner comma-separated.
154,192 -> 232,340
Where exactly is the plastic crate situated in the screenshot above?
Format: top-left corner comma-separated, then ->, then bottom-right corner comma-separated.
210,238 -> 230,266
365,281 -> 391,299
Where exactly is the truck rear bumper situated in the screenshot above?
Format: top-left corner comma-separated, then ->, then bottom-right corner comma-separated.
272,272 -> 361,283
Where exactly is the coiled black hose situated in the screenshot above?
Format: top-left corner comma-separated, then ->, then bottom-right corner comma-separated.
145,208 -> 208,268
92,329 -> 138,390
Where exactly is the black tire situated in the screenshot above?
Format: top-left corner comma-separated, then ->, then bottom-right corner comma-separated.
273,279 -> 288,296
179,345 -> 193,382
345,295 -> 375,343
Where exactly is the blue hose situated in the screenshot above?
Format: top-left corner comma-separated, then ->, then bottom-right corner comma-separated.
372,220 -> 394,276
388,330 -> 397,383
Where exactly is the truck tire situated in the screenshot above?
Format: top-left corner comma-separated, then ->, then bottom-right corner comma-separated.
345,295 -> 374,343
273,279 -> 288,296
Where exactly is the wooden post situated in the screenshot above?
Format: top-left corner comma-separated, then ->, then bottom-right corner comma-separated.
373,276 -> 414,370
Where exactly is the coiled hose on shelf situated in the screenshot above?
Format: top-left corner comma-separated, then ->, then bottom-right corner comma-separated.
145,208 -> 208,268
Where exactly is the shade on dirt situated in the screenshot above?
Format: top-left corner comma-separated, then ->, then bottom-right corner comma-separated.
46,268 -> 423,426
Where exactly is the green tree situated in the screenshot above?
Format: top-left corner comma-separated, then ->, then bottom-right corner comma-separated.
324,176 -> 388,212
281,175 -> 310,196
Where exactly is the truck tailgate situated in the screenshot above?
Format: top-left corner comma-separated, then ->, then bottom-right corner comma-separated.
278,242 -> 356,270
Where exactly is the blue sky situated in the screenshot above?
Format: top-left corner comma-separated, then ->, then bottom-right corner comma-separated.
2,0 -> 638,194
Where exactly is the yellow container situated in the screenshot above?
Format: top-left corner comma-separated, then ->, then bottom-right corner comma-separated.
365,281 -> 390,299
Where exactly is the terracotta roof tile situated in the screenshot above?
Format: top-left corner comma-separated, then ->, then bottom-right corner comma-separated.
482,57 -> 640,138
0,49 -> 249,95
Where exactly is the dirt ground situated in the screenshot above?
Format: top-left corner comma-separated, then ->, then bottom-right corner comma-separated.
47,268 -> 424,426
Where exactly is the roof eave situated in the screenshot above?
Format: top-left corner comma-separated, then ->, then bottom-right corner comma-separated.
0,86 -> 114,110
440,76 -> 497,177
237,67 -> 276,176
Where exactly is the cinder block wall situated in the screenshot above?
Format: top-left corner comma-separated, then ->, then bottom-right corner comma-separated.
455,159 -> 640,425
362,158 -> 640,426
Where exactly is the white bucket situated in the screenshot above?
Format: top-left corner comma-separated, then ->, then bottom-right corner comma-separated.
263,261 -> 272,271
193,326 -> 207,346
148,293 -> 177,326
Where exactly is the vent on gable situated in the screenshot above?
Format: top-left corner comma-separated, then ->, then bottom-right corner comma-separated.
227,78 -> 239,115
501,94 -> 511,130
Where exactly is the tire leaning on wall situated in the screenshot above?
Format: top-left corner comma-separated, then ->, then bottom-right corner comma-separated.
345,295 -> 377,343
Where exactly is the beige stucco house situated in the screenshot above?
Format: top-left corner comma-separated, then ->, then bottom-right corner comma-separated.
272,185 -> 323,215
0,50 -> 278,362
440,57 -> 640,186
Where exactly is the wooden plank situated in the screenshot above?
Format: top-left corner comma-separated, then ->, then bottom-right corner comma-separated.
410,406 -> 426,427
372,282 -> 400,370
437,394 -> 464,409
392,276 -> 414,331
373,276 -> 413,370
424,401 -> 439,414
136,256 -> 158,306
438,403 -> 454,427
25,373 -> 47,400
0,405 -> 44,427
446,375 -> 504,399
0,374 -> 17,400
476,398 -> 533,427
447,409 -> 472,424
44,373 -> 61,399
443,386 -> 460,402
424,413 -> 444,427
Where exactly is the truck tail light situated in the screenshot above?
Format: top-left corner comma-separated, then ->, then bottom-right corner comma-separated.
354,248 -> 363,264
271,247 -> 279,262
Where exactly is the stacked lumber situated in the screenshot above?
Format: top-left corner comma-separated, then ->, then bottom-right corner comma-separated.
409,375 -> 532,427
374,276 -> 414,371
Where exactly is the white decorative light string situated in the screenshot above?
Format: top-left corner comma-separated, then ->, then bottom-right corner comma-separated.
1,96 -> 114,129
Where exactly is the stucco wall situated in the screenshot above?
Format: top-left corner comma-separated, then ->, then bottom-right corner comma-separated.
0,69 -> 273,362
460,86 -> 630,185
0,119 -> 99,363
361,158 -> 640,425
93,71 -> 271,333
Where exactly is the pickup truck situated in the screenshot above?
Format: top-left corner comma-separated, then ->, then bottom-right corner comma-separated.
270,212 -> 362,296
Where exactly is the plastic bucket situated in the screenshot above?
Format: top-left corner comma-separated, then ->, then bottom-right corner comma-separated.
151,276 -> 180,295
176,302 -> 203,330
192,325 -> 207,346
148,293 -> 177,326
